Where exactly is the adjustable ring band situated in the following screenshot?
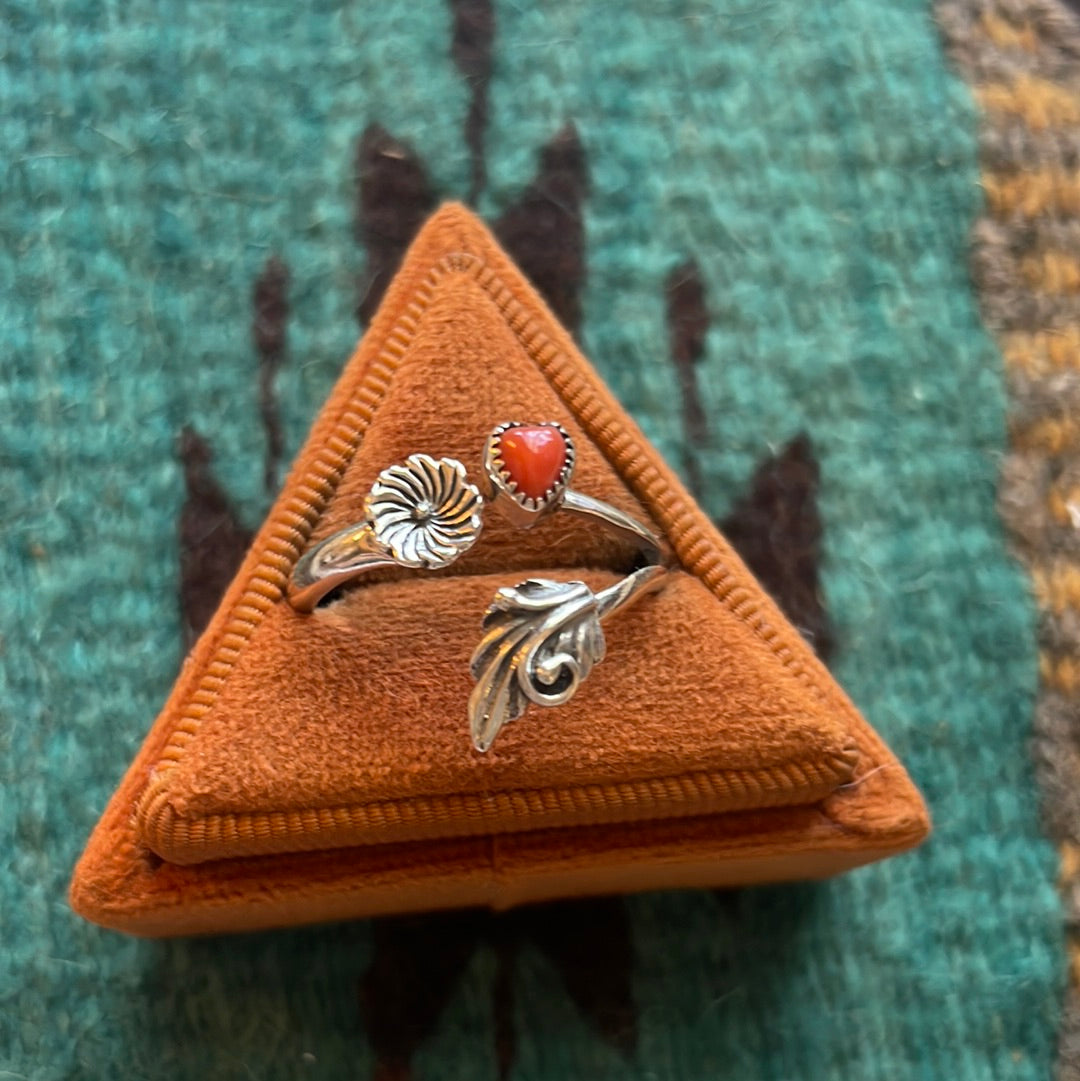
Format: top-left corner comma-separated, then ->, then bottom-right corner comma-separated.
288,422 -> 662,611
287,421 -> 668,750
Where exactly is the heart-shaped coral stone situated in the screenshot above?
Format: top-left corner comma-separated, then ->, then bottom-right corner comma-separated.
497,424 -> 568,500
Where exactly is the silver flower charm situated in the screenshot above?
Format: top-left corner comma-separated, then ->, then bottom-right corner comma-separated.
366,454 -> 483,570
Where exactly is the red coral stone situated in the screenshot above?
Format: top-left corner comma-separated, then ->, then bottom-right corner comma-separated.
497,425 -> 568,500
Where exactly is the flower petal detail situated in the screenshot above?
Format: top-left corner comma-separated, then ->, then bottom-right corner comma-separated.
366,456 -> 483,571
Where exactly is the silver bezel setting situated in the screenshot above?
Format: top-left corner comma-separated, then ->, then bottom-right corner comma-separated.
484,421 -> 576,527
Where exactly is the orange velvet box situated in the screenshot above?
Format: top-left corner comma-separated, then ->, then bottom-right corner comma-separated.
70,204 -> 929,937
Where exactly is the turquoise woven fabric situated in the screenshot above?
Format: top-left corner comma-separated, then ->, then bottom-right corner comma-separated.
0,1 -> 1065,1078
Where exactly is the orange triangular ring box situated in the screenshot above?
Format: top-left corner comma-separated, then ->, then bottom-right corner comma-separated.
70,204 -> 929,937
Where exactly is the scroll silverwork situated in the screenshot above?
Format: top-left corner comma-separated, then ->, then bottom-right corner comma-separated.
468,578 -> 606,752
468,565 -> 666,752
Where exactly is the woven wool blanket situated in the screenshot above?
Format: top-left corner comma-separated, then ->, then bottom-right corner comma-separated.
1,1 -> 1074,1078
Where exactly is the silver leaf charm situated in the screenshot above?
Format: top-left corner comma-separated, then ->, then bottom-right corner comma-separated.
468,578 -> 606,752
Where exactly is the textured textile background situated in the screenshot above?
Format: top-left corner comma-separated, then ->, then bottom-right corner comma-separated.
0,1 -> 1068,1079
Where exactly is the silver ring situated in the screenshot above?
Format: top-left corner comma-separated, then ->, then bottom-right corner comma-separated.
288,422 -> 667,751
